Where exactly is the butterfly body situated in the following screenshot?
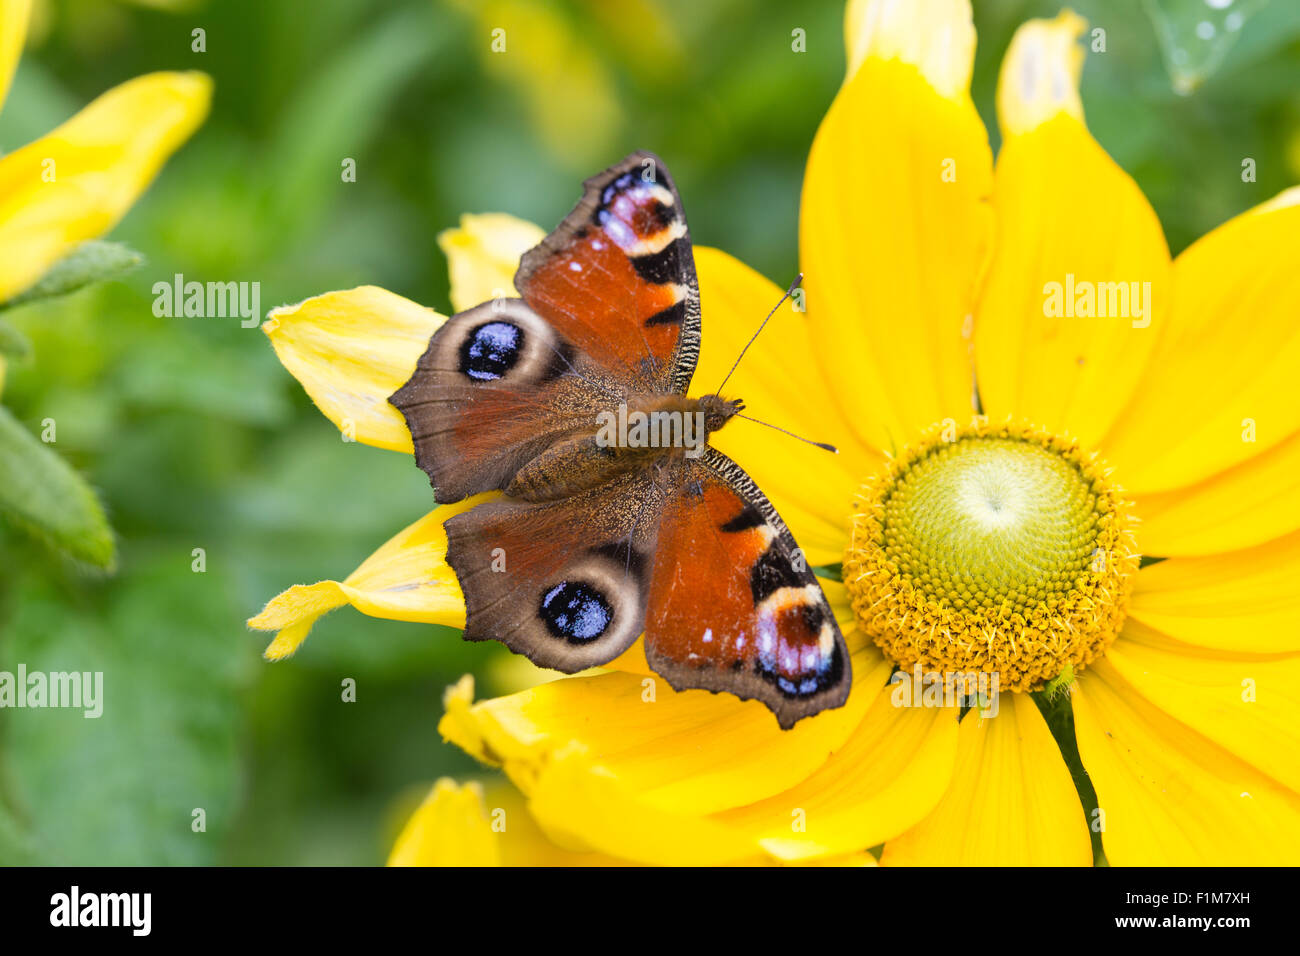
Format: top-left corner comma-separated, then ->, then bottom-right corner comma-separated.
391,152 -> 851,728
505,393 -> 741,502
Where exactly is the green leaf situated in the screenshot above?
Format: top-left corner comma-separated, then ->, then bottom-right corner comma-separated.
0,321 -> 31,360
0,405 -> 115,569
0,241 -> 143,312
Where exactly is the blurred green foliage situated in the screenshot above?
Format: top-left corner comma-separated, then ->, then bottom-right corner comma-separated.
1,0 -> 1298,864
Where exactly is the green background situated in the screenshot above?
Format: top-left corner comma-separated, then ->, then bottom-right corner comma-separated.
0,0 -> 1296,864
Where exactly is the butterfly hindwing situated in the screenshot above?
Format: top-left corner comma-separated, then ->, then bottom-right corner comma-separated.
515,150 -> 701,395
644,448 -> 850,729
444,469 -> 668,672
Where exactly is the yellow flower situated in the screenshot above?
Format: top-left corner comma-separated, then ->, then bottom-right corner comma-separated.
0,0 -> 211,303
252,1 -> 1300,865
388,734 -> 874,867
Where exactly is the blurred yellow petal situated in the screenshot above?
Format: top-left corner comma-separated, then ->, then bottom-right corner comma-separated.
801,35 -> 992,453
486,778 -> 634,866
1133,430 -> 1300,556
802,851 -> 878,867
844,0 -> 975,98
716,688 -> 960,861
525,742 -> 760,865
1099,188 -> 1300,494
1128,529 -> 1300,654
0,71 -> 211,302
248,498 -> 482,659
694,246 -> 877,565
387,779 -> 499,866
440,587 -> 956,863
995,10 -> 1085,136
1106,623 -> 1300,792
262,286 -> 445,452
1073,660 -> 1300,865
442,676 -> 761,863
880,694 -> 1091,866
440,640 -> 889,820
440,674 -> 486,757
0,0 -> 30,111
439,212 -> 545,313
976,13 -> 1169,449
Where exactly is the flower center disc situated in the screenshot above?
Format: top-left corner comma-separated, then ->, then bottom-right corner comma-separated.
844,420 -> 1139,692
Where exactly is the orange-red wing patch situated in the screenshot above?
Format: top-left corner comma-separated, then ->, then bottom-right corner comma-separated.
515,151 -> 701,395
644,450 -> 851,729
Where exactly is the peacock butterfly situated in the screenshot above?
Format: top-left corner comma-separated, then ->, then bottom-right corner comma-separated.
390,151 -> 850,728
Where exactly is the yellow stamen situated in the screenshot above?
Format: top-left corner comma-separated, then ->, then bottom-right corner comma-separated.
844,419 -> 1138,692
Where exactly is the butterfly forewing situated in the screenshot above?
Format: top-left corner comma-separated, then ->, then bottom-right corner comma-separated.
390,298 -> 609,503
515,150 -> 701,395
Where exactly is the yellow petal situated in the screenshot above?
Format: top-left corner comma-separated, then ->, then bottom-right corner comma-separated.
1073,660 -> 1300,865
482,777 -> 642,865
262,286 -> 446,452
976,13 -> 1169,449
995,10 -> 1085,136
1133,430 -> 1300,556
1099,188 -> 1300,494
1128,529 -> 1300,654
844,0 -> 976,99
440,639 -> 889,819
0,71 -> 211,303
439,212 -> 546,313
801,33 -> 992,453
716,687 -> 961,861
0,0 -> 30,111
524,742 -> 760,865
445,679 -> 758,864
441,657 -> 925,864
440,674 -> 491,761
880,693 -> 1092,866
694,246 -> 876,565
791,850 -> 878,867
387,778 -> 500,866
1106,622 -> 1300,792
490,781 -> 635,866
248,498 -> 482,659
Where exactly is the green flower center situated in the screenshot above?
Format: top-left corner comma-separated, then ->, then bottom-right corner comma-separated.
845,420 -> 1139,692
884,435 -> 1100,617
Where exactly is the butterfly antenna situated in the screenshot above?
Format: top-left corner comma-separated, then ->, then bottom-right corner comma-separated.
715,273 -> 802,395
736,413 -> 837,454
